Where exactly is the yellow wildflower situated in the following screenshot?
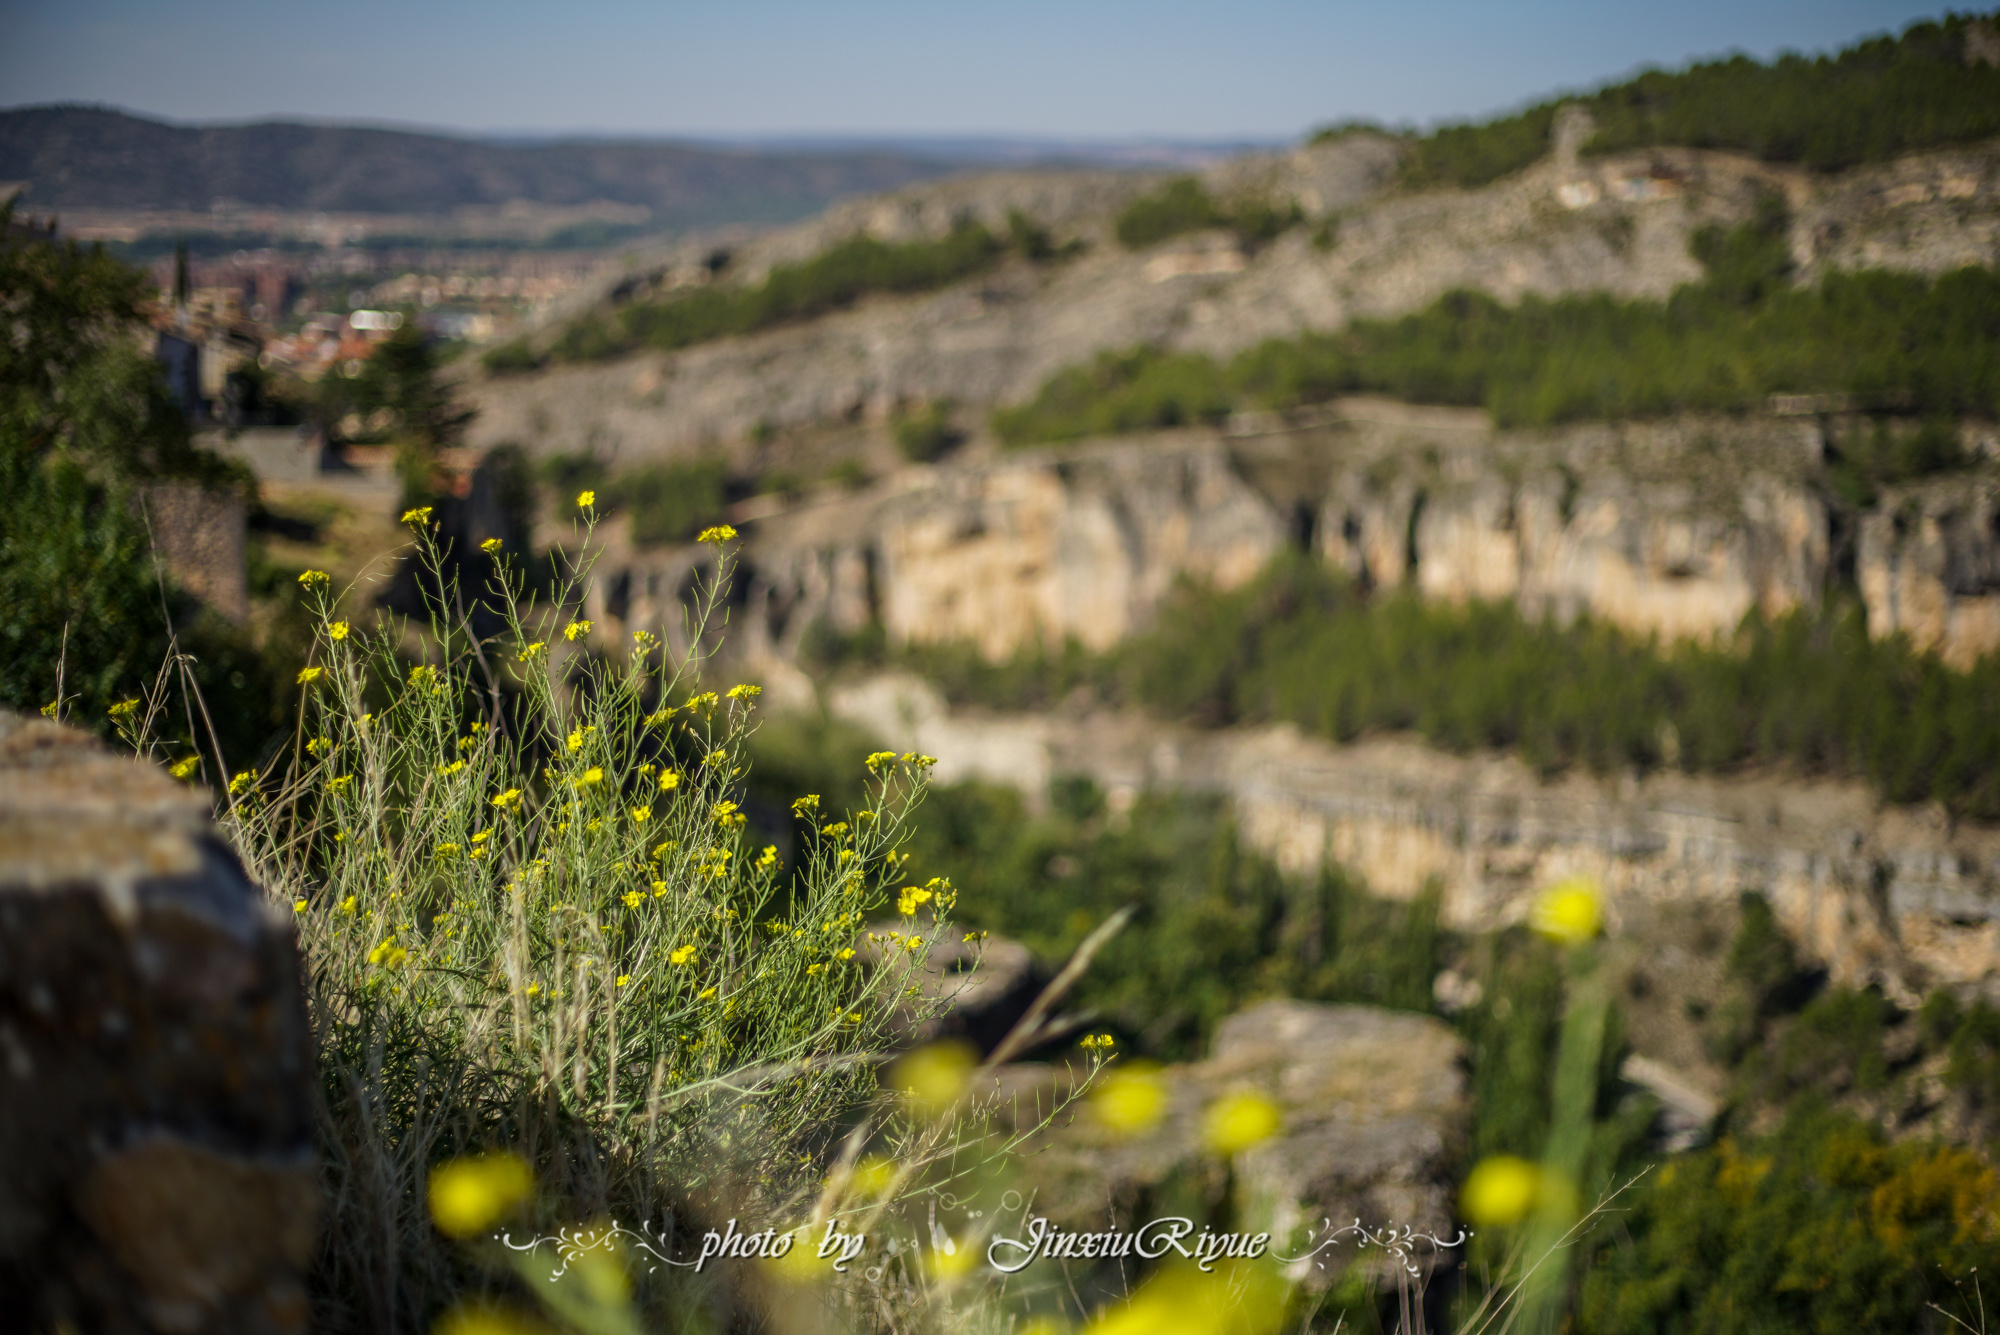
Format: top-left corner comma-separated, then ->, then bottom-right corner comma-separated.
479,537 -> 502,553
563,620 -> 592,642
338,896 -> 358,914
407,664 -> 439,692
328,621 -> 350,641
228,769 -> 257,796
657,770 -> 680,792
696,524 -> 737,543
437,760 -> 464,776
168,756 -> 200,780
108,698 -> 140,718
576,767 -> 604,787
327,775 -> 353,792
400,506 -> 433,526
1531,877 -> 1604,947
791,794 -> 820,816
615,974 -> 630,987
516,641 -> 545,662
725,683 -> 760,700
427,1153 -> 533,1239
1203,1090 -> 1282,1156
864,750 -> 897,770
836,948 -> 856,962
367,937 -> 409,967
297,569 -> 330,587
1079,1032 -> 1116,1051
755,845 -> 778,871
292,898 -> 308,913
629,805 -> 651,823
650,881 -> 668,897
470,828 -> 492,844
1092,1065 -> 1168,1136
698,985 -> 717,1000
490,788 -> 523,810
670,944 -> 696,966
576,489 -> 595,509
434,842 -> 461,857
897,886 -> 933,917
296,666 -> 324,685
1461,1156 -> 1544,1227
622,891 -> 643,909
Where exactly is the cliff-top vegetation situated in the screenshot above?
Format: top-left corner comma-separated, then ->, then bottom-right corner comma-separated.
1330,10 -> 2000,190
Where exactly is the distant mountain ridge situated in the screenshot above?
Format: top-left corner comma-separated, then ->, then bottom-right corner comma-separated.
0,105 -> 982,227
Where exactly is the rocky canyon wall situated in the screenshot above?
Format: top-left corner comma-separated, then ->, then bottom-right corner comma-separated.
559,407 -> 1999,673
826,673 -> 2000,1000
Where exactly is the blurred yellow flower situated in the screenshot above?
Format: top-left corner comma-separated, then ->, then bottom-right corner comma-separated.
615,974 -> 631,988
516,641 -> 545,662
1087,1260 -> 1287,1335
629,805 -> 651,823
1203,1091 -> 1281,1156
576,489 -> 595,509
490,788 -> 523,810
328,620 -> 350,641
622,891 -> 643,909
864,750 -> 897,770
726,683 -> 760,700
577,767 -> 604,787
108,697 -> 139,718
431,1301 -> 546,1335
167,756 -> 200,780
1530,877 -> 1604,946
563,620 -> 592,642
400,507 -> 433,526
296,666 -> 324,685
292,898 -> 308,913
1092,1065 -> 1168,1137
670,944 -> 696,965
428,1152 -> 534,1238
892,1040 -> 977,1112
297,569 -> 330,587
479,537 -> 503,553
697,524 -> 736,543
1460,1155 -> 1543,1227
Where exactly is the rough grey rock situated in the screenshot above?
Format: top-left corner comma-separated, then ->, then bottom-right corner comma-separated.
1017,1001 -> 1466,1280
0,711 -> 317,1334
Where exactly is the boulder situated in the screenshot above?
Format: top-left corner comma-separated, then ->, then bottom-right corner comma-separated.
0,711 -> 318,1333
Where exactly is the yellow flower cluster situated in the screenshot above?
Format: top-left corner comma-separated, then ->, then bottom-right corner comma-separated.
864,750 -> 898,771
791,794 -> 820,816
576,489 -> 595,509
725,683 -> 760,700
516,641 -> 546,662
490,788 -> 524,810
400,506 -> 433,526
657,769 -> 680,792
168,756 -> 200,780
479,538 -> 503,554
328,620 -> 350,641
1078,1033 -> 1116,1051
670,944 -> 697,966
368,936 -> 409,968
562,619 -> 592,642
697,524 -> 736,543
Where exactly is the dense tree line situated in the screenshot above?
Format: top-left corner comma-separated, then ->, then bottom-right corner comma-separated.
1376,11 -> 2000,190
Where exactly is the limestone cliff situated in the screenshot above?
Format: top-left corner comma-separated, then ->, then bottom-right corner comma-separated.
565,404 -> 1997,671
824,673 -> 2000,999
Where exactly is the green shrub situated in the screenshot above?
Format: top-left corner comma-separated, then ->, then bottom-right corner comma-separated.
1577,1107 -> 2000,1333
479,337 -> 543,375
1113,177 -> 1303,251
892,400 -> 963,462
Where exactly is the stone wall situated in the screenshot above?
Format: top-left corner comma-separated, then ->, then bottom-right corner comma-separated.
0,711 -> 316,1334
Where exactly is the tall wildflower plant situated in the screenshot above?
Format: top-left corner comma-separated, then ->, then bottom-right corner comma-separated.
217,506 -> 959,1330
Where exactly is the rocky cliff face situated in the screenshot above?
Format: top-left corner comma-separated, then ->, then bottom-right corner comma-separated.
463,137 -> 2000,464
825,673 -> 2000,1000
558,405 -> 1996,672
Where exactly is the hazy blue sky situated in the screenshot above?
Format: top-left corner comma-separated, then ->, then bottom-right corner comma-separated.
0,0 -> 1957,140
